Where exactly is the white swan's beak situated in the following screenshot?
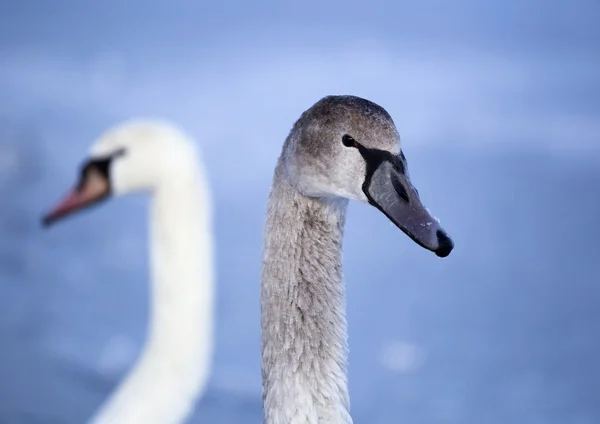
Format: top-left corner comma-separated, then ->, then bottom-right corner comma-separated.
364,159 -> 454,258
42,167 -> 110,227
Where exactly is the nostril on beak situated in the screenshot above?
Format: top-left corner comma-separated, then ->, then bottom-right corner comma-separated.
391,173 -> 410,203
434,229 -> 454,258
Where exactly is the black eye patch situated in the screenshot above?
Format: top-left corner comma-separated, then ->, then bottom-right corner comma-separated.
350,140 -> 405,175
77,148 -> 126,188
80,158 -> 109,179
341,135 -> 407,177
342,136 -> 409,207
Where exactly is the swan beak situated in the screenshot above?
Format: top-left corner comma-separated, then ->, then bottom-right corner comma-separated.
364,160 -> 454,257
42,168 -> 110,227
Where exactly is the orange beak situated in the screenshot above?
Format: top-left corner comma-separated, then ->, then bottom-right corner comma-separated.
42,168 -> 110,227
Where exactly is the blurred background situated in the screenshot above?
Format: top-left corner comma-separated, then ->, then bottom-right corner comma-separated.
1,1 -> 599,423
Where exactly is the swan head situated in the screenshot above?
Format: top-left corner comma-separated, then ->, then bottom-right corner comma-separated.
42,119 -> 199,227
282,95 -> 454,257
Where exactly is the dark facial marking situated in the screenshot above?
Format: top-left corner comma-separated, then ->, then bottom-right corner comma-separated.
354,142 -> 405,175
342,134 -> 412,206
344,138 -> 408,207
77,148 -> 126,191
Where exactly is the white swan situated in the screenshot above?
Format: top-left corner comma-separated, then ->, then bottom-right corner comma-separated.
42,120 -> 215,424
260,95 -> 454,423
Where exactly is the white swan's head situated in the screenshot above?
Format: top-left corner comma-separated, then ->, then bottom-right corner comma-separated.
42,119 -> 199,226
282,95 -> 454,257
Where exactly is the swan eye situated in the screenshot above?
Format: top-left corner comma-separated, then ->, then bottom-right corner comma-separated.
342,135 -> 358,148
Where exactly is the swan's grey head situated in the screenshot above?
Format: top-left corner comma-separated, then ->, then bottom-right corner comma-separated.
42,119 -> 199,227
283,95 -> 454,257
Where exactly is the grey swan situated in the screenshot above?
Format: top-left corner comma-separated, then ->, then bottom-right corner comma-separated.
42,120 -> 215,424
261,95 -> 454,423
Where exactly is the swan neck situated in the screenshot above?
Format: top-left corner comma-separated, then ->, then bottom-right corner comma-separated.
148,179 -> 214,349
261,161 -> 352,424
89,171 -> 214,424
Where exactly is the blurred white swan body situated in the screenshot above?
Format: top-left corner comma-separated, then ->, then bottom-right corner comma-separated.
43,120 -> 215,424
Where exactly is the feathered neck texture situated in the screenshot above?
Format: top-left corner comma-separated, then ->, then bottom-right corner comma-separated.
261,159 -> 352,424
90,168 -> 214,424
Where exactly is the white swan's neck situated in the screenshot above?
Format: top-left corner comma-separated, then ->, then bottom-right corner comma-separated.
261,162 -> 352,424
90,169 -> 214,424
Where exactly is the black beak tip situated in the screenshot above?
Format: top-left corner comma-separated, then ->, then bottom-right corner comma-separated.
41,215 -> 53,228
434,229 -> 454,258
